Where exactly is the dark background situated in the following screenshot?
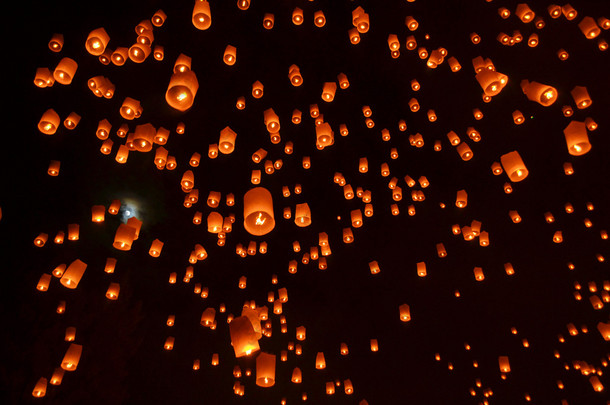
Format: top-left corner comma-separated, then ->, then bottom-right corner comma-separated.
2,0 -> 610,404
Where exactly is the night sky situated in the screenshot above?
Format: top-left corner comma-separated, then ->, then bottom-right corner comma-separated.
2,0 -> 610,404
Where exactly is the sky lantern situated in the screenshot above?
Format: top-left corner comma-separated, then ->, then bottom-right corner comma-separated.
32,377 -> 47,397
399,304 -> 411,321
61,343 -> 82,371
192,0 -> 212,30
243,187 -> 275,236
36,274 -> 51,291
218,126 -> 237,154
500,151 -> 528,182
256,352 -> 276,387
60,259 -> 87,289
48,33 -> 63,52
291,367 -> 302,383
53,58 -> 77,85
292,7 -> 303,25
520,80 -> 557,106
229,316 -> 260,357
570,86 -> 592,109
38,109 -> 60,135
314,11 -> 326,27
563,121 -> 591,156
166,70 -> 199,111
475,69 -> 508,96
85,28 -> 110,55
106,282 -> 120,300
223,45 -> 237,65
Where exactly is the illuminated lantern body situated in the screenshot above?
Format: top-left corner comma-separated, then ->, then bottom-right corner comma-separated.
149,239 -> 164,257
38,109 -> 60,135
53,58 -> 78,85
256,352 -> 276,387
316,352 -> 326,369
192,0 -> 212,30
60,259 -> 87,289
219,126 -> 237,153
166,70 -> 199,111
456,142 -> 473,161
520,80 -> 557,106
476,70 -> 508,96
86,28 -> 110,55
61,343 -> 82,371
291,367 -> 302,383
570,86 -> 592,109
50,368 -> 64,385
252,81 -> 264,98
120,97 -> 142,120
579,16 -> 601,39
106,282 -> 120,299
37,274 -> 51,291
294,203 -> 311,227
292,7 -> 303,25
322,82 -> 337,102
230,316 -> 260,357
455,190 -> 467,208
243,188 -> 275,236
399,304 -> 411,321
498,356 -> 511,372
563,121 -> 591,156
113,224 -> 137,250
32,378 -> 47,397
500,151 -> 529,182
48,33 -> 64,52
224,45 -> 237,65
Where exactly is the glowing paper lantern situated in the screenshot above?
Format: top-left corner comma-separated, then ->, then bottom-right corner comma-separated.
520,80 -> 557,106
53,58 -> 78,85
60,259 -> 87,289
229,316 -> 260,357
500,151 -> 529,182
243,187 -> 275,235
61,343 -> 82,371
166,70 -> 199,111
192,0 -> 212,30
563,121 -> 591,156
256,352 -> 276,387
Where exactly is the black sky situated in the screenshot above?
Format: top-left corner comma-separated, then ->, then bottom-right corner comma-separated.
2,0 -> 610,404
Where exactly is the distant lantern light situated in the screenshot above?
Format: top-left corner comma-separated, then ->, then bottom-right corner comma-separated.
500,151 -> 529,182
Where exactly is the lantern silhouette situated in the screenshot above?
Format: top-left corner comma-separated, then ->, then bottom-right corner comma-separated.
61,343 -> 82,371
321,82 -> 337,102
166,70 -> 199,111
570,86 -> 592,109
243,187 -> 275,236
456,142 -> 473,160
563,121 -> 591,156
498,356 -> 511,372
292,7 -> 304,25
60,259 -> 87,289
256,352 -> 276,387
263,13 -> 274,29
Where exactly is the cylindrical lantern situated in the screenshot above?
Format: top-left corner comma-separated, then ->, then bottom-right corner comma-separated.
85,28 -> 110,55
219,126 -> 237,153
520,80 -> 557,106
192,0 -> 212,29
223,45 -> 237,65
60,259 -> 87,289
243,188 -> 275,236
256,352 -> 276,387
38,109 -> 60,135
500,151 -> 529,181
166,70 -> 199,111
61,343 -> 82,371
53,58 -> 78,85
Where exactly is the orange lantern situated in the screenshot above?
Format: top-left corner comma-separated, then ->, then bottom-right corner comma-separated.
85,28 -> 110,55
520,80 -> 557,106
53,58 -> 78,85
192,0 -> 212,30
61,343 -> 82,371
48,33 -> 64,52
243,188 -> 275,236
166,70 -> 199,111
256,352 -> 276,387
500,151 -> 528,182
563,121 -> 591,156
60,259 -> 87,289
